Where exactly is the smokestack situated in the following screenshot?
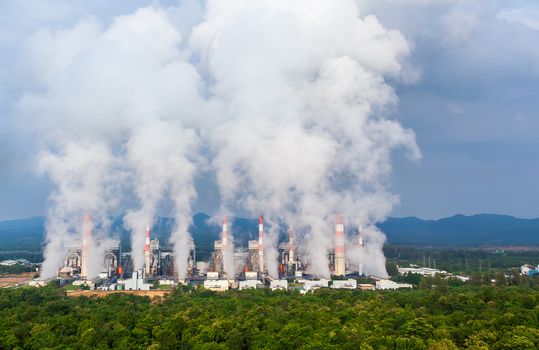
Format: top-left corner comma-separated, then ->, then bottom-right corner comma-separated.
358,224 -> 365,276
222,216 -> 229,248
221,215 -> 230,278
144,226 -> 151,276
335,214 -> 345,276
258,215 -> 264,274
288,225 -> 295,264
80,214 -> 92,279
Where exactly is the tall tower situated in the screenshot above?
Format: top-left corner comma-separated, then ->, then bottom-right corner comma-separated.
288,225 -> 295,264
80,214 -> 93,279
221,216 -> 229,277
258,215 -> 265,274
222,216 -> 229,249
144,226 -> 151,276
358,224 -> 365,276
334,214 -> 345,276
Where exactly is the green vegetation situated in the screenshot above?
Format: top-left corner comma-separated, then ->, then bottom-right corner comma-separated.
1,283 -> 538,349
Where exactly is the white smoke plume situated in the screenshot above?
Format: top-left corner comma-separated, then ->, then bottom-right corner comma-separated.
19,1 -> 419,280
37,142 -> 118,279
20,7 -> 203,279
191,0 -> 420,278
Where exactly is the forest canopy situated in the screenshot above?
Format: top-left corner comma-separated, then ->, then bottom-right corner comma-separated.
1,284 -> 538,349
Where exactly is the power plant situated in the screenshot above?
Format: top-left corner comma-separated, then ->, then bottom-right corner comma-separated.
55,213 -> 373,291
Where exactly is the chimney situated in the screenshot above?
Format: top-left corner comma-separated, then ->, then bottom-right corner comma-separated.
358,224 -> 365,247
80,214 -> 93,279
335,214 -> 345,276
222,216 -> 229,248
144,226 -> 151,276
258,215 -> 264,274
288,225 -> 295,264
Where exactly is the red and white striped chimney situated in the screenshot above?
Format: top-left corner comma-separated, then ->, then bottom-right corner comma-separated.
222,216 -> 229,248
144,225 -> 151,275
81,214 -> 93,279
335,214 -> 345,276
258,215 -> 265,274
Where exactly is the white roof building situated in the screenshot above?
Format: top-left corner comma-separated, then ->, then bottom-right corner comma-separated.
239,280 -> 262,290
270,280 -> 288,291
302,279 -> 330,292
0,260 -> 18,266
376,279 -> 413,290
122,269 -> 153,291
203,279 -> 229,292
331,279 -> 357,289
398,266 -> 446,276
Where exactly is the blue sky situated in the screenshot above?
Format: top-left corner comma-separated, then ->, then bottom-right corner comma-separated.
1,0 -> 538,220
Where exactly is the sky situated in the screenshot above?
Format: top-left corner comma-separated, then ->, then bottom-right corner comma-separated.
0,0 -> 538,221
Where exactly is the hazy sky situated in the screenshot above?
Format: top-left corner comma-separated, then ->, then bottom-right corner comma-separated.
1,0 -> 538,220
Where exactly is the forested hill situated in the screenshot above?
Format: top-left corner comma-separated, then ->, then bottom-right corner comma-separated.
379,214 -> 539,246
1,213 -> 539,250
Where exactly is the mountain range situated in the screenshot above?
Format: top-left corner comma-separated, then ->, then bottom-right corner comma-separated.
1,213 -> 539,252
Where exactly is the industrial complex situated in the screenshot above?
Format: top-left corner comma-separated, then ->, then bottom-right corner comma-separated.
42,214 -> 410,293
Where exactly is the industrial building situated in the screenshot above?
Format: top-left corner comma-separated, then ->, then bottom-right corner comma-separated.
397,266 -> 446,276
62,215 -> 121,279
331,279 -> 357,289
46,213 -> 388,294
375,280 -> 412,290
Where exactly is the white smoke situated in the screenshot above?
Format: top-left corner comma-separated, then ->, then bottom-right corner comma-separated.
191,0 -> 420,278
19,1 -> 419,280
20,7 -> 203,279
37,142 -> 118,279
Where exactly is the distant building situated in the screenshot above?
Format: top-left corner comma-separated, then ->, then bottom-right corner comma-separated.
0,260 -> 18,266
123,269 -> 152,291
302,279 -> 330,292
358,283 -> 376,290
239,280 -> 262,290
270,280 -> 288,291
398,266 -> 445,276
376,279 -> 412,290
203,279 -> 229,292
331,279 -> 357,289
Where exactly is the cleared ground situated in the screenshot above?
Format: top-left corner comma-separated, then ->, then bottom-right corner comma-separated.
65,289 -> 171,299
0,272 -> 36,288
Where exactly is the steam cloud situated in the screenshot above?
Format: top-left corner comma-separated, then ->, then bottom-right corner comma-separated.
18,1 -> 419,280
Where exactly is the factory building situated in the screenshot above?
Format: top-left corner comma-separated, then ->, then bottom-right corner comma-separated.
247,240 -> 260,272
203,272 -> 229,291
209,217 -> 233,279
270,279 -> 288,291
398,266 -> 446,276
331,279 -> 357,289
61,214 -> 121,279
123,269 -> 152,291
239,279 -> 263,290
375,279 -> 412,290
278,225 -> 302,277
